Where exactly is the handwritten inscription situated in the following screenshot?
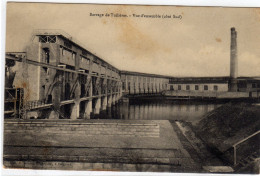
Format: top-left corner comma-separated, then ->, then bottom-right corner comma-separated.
89,13 -> 182,19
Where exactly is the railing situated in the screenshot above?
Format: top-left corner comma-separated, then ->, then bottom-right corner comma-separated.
26,99 -> 49,109
6,52 -> 26,58
33,29 -> 87,51
232,130 -> 260,166
5,89 -> 16,101
33,29 -> 72,40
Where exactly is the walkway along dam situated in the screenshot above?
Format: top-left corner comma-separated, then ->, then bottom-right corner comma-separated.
3,28 -> 260,173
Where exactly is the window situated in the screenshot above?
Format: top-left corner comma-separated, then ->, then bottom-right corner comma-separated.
64,41 -> 72,49
204,85 -> 208,90
39,36 -> 47,43
178,85 -> 181,90
48,36 -> 56,43
122,82 -> 125,90
252,83 -> 256,88
195,85 -> 199,90
128,82 -> 131,89
39,36 -> 56,43
170,85 -> 174,90
214,85 -> 218,91
186,85 -> 190,90
43,48 -> 50,63
82,50 -> 88,56
81,56 -> 90,64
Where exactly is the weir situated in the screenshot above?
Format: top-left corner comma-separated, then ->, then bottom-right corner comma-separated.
4,28 -> 260,120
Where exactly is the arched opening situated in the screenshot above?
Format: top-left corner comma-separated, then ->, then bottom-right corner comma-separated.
43,48 -> 50,64
81,84 -> 86,98
47,94 -> 52,104
79,101 -> 86,119
65,83 -> 70,100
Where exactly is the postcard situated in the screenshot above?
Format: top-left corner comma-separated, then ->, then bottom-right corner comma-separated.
3,2 -> 260,175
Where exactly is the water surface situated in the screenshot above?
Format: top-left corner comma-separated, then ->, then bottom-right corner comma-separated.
93,98 -> 224,125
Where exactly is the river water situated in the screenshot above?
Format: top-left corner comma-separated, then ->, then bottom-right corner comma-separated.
93,98 -> 224,125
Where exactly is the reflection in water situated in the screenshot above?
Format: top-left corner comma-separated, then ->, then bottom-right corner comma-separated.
92,99 -> 223,125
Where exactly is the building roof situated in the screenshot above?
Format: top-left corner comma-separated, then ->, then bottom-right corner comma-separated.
32,29 -> 120,72
120,70 -> 171,79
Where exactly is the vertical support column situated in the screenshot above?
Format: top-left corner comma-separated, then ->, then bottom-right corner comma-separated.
71,68 -> 81,119
151,78 -> 154,94
84,100 -> 92,119
149,77 -> 152,94
144,77 -> 147,94
119,81 -> 122,97
160,79 -> 162,92
71,100 -> 80,120
102,96 -> 107,110
94,98 -> 101,114
112,95 -> 116,105
107,95 -> 112,108
155,78 -> 158,93
158,79 -> 161,93
116,93 -> 120,102
125,75 -> 128,95
233,146 -> 237,166
49,110 -> 59,119
103,65 -> 108,111
130,76 -> 135,94
136,76 -> 139,94
140,77 -> 144,94
36,41 -> 42,101
21,54 -> 29,119
51,70 -> 61,120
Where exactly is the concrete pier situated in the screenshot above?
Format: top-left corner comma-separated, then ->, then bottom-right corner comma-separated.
101,96 -> 107,110
84,100 -> 92,119
70,101 -> 80,120
107,95 -> 112,108
94,98 -> 101,115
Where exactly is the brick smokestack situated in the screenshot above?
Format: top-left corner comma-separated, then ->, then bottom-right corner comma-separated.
229,27 -> 238,91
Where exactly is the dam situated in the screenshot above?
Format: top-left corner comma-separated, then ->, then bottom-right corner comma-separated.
3,28 -> 260,173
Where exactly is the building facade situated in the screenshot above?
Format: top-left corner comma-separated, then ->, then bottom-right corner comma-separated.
120,71 -> 169,95
6,30 -> 122,119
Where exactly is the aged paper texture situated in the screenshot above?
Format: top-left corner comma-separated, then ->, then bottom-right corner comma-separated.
3,2 -> 260,175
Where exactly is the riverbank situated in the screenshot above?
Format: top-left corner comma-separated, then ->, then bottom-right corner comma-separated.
4,100 -> 259,173
194,102 -> 260,173
163,90 -> 260,99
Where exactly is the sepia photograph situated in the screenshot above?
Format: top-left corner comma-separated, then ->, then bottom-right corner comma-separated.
2,1 -> 260,175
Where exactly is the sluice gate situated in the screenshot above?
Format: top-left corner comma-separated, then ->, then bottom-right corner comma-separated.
4,29 -> 260,120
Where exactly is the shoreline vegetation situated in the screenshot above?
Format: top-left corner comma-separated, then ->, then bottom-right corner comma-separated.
194,102 -> 260,173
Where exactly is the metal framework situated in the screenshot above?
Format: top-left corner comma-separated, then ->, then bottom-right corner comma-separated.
5,52 -> 122,119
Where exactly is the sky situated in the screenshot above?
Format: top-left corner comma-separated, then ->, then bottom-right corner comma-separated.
5,3 -> 260,77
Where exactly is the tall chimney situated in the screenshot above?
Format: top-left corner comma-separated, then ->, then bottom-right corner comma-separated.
229,27 -> 238,91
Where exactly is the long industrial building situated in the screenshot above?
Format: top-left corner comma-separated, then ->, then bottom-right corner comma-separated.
4,28 -> 260,119
5,30 -> 122,120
